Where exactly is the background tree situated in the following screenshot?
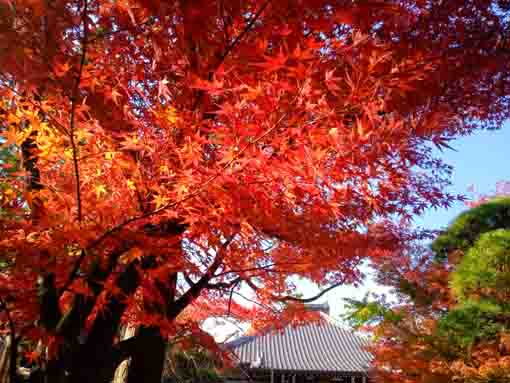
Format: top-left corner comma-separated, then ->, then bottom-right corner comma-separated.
0,1 -> 509,382
162,344 -> 223,383
346,197 -> 510,383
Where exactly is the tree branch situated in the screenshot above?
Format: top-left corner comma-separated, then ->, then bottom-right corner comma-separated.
232,291 -> 278,314
275,281 -> 345,303
227,285 -> 234,317
56,242 -> 135,336
211,261 -> 310,279
206,277 -> 241,291
59,219 -> 186,298
69,0 -> 89,222
216,0 -> 270,69
167,237 -> 234,319
37,272 -> 61,331
182,272 -> 194,288
245,277 -> 345,303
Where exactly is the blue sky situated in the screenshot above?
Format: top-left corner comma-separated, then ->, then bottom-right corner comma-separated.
304,122 -> 510,319
417,123 -> 510,230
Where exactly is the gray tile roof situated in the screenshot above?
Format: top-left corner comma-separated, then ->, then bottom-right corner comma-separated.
226,321 -> 373,374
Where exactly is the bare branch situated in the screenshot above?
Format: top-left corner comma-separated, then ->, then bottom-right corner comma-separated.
167,236 -> 234,319
232,291 -> 278,314
227,286 -> 234,317
182,272 -> 194,288
244,276 -> 345,303
211,261 -> 311,279
206,277 -> 241,291
274,281 -> 345,303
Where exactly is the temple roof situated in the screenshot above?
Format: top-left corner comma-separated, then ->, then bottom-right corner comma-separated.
226,320 -> 373,374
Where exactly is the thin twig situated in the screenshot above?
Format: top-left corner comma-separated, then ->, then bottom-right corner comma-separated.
272,280 -> 345,303
69,0 -> 89,223
233,291 -> 278,314
192,0 -> 271,111
243,272 -> 345,303
227,284 -> 235,317
212,261 -> 308,278
216,0 -> 271,67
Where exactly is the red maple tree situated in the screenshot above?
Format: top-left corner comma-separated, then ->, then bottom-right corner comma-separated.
0,0 -> 509,382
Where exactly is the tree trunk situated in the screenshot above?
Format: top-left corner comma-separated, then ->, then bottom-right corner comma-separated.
126,327 -> 166,383
65,262 -> 140,383
0,336 -> 11,383
112,326 -> 137,383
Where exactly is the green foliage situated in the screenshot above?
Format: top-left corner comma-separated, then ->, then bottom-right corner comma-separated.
0,145 -> 22,219
432,199 -> 510,355
438,300 -> 504,353
451,229 -> 510,303
343,296 -> 402,329
432,197 -> 510,261
431,200 -> 510,351
0,146 -> 18,177
437,201 -> 510,358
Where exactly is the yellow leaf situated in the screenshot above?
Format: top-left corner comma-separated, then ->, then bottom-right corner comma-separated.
176,184 -> 188,199
153,194 -> 169,209
3,188 -> 15,198
75,129 -> 89,143
105,151 -> 114,160
95,184 -> 107,198
165,107 -> 179,124
7,112 -> 21,125
126,179 -> 136,190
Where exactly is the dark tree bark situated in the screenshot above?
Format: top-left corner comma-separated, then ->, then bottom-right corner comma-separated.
126,327 -> 166,383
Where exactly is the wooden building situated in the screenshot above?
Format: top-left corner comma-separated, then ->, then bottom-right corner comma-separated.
225,304 -> 372,383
